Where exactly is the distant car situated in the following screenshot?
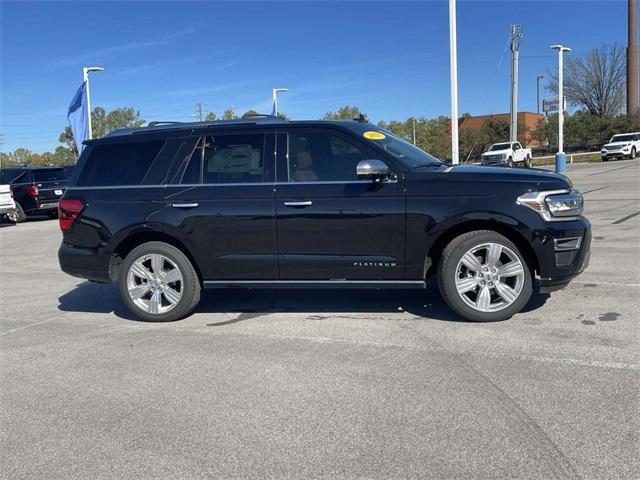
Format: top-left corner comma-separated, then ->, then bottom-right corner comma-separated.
601,132 -> 639,161
0,184 -> 17,223
0,166 -> 71,222
481,142 -> 532,168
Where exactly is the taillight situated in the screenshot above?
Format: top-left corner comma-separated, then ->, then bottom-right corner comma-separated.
58,199 -> 85,232
25,183 -> 39,198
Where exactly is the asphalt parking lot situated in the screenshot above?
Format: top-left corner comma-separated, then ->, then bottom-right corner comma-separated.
1,159 -> 638,480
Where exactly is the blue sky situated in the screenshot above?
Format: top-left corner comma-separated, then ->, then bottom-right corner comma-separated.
0,0 -> 630,152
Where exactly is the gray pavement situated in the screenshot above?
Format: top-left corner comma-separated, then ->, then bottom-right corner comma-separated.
1,159 -> 639,480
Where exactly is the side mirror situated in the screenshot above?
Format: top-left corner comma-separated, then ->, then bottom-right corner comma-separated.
356,159 -> 390,182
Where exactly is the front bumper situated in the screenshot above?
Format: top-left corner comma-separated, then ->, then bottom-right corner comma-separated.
601,150 -> 629,159
535,217 -> 591,293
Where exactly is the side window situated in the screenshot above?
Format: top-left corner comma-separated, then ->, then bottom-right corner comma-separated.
514,143 -> 521,150
288,132 -> 369,182
76,141 -> 164,186
179,134 -> 267,184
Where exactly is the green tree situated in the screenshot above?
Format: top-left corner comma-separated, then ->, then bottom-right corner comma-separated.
205,112 -> 217,121
323,106 -> 368,121
481,116 -> 510,145
221,106 -> 238,120
59,106 -> 145,157
241,109 -> 260,119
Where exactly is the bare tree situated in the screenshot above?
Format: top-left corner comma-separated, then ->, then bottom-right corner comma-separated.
546,44 -> 626,116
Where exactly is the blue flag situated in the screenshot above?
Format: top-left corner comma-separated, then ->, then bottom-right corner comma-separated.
67,82 -> 89,154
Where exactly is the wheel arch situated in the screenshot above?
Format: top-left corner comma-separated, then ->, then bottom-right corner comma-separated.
426,219 -> 540,279
109,229 -> 203,284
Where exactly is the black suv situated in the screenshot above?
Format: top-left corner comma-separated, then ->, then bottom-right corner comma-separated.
0,165 -> 71,222
58,117 -> 591,322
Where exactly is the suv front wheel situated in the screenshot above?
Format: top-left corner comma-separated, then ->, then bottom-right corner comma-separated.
119,242 -> 201,322
438,230 -> 532,322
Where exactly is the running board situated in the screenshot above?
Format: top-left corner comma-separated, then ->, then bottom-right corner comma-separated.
203,280 -> 426,289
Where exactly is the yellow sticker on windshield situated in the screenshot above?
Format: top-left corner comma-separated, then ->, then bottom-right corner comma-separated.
363,131 -> 386,140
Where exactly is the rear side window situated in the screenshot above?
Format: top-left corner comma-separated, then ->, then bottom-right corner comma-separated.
77,141 -> 164,186
32,169 -> 68,182
177,133 -> 267,184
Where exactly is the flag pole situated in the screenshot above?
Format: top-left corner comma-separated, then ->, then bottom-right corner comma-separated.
82,66 -> 104,139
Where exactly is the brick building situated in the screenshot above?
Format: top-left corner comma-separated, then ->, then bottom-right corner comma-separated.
458,112 -> 545,147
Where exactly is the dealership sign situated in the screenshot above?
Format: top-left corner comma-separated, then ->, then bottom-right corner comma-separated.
543,97 -> 567,112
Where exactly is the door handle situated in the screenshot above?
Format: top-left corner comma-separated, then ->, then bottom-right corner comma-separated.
284,201 -> 313,208
171,202 -> 199,208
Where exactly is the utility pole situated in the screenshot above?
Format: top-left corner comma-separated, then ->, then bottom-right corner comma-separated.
536,75 -> 544,115
449,0 -> 459,164
628,0 -> 639,114
509,24 -> 524,143
194,103 -> 204,121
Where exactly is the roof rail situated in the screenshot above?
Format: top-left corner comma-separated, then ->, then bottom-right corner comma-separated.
147,121 -> 184,127
240,113 -> 283,120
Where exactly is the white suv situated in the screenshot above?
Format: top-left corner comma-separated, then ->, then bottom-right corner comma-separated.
601,132 -> 640,161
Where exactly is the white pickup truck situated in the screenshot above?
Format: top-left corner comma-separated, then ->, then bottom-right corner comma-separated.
481,141 -> 532,168
0,184 -> 17,223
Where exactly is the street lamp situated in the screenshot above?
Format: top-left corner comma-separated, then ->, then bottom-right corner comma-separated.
82,66 -> 104,139
271,88 -> 288,116
549,45 -> 570,173
536,75 -> 544,115
449,0 -> 459,164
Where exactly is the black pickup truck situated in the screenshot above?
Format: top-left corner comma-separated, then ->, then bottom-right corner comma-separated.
58,117 -> 590,322
0,166 -> 71,222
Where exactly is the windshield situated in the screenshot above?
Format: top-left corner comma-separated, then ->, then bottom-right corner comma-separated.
363,130 -> 442,167
32,168 -> 68,182
489,143 -> 511,151
610,134 -> 634,143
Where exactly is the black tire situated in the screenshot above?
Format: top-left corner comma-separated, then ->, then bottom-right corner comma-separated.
4,208 -> 18,223
119,241 -> 201,322
524,155 -> 532,168
14,202 -> 27,223
507,157 -> 514,168
631,147 -> 636,159
437,230 -> 533,322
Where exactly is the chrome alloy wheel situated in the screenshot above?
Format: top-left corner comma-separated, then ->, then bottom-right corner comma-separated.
126,254 -> 183,315
454,242 -> 525,313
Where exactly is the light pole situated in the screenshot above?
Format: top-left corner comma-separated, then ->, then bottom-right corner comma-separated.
449,0 -> 459,164
550,45 -> 570,173
271,88 -> 288,116
82,66 -> 104,139
536,75 -> 544,115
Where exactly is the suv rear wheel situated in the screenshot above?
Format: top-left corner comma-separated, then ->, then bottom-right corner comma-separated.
438,230 -> 532,322
119,242 -> 201,322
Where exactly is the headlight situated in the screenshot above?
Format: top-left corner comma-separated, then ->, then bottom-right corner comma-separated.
517,189 -> 584,221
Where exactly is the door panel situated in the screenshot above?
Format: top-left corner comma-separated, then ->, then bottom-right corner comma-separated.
275,129 -> 405,280
162,131 -> 277,280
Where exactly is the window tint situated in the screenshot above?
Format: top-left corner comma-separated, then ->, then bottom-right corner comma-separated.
180,134 -> 266,184
0,169 -> 27,184
77,141 -> 164,186
288,132 -> 368,182
32,168 -> 68,182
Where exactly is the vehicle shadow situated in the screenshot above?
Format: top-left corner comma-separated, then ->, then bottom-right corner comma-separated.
57,281 -> 550,324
